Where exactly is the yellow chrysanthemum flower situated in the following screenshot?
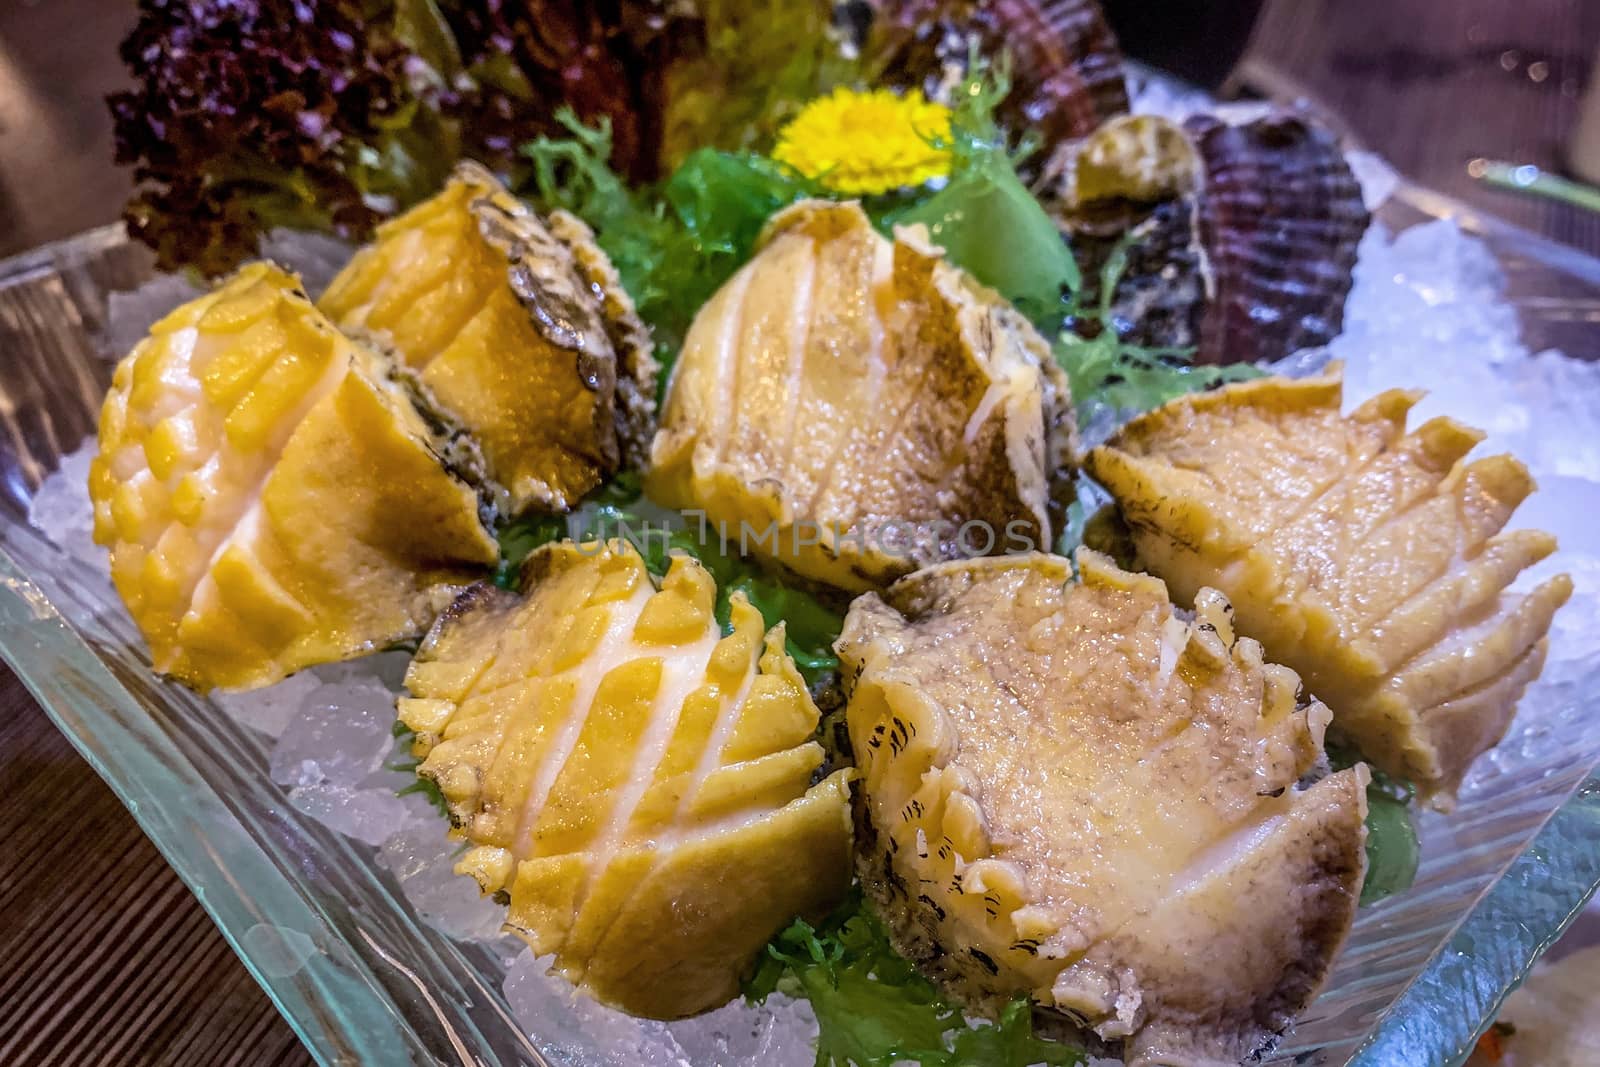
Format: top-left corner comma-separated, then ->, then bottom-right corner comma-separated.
773,87 -> 953,196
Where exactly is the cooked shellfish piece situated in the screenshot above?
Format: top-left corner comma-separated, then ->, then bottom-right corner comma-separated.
648,199 -> 1077,593
1086,366 -> 1573,804
320,163 -> 658,516
90,263 -> 499,692
400,540 -> 852,1018
837,550 -> 1366,1067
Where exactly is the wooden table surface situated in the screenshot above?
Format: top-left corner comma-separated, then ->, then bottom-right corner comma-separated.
0,1 -> 1596,1064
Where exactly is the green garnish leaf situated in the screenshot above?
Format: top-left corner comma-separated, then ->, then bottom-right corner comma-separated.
686,530 -> 844,685
1327,744 -> 1422,905
1056,233 -> 1261,422
746,892 -> 1082,1067
494,513 -> 567,588
518,65 -> 1085,383
396,774 -> 450,819
945,999 -> 1084,1067
1361,788 -> 1422,906
1055,332 -> 1261,420
884,61 -> 1079,328
389,723 -> 450,819
520,114 -> 817,383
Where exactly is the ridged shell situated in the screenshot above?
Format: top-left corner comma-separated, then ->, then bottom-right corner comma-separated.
401,540 -> 853,1018
1184,113 -> 1369,365
864,0 -> 1129,149
1052,112 -> 1369,365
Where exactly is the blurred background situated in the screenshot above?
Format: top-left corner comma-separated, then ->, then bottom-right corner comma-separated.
4,0 -> 1600,259
1,1 -> 1597,1064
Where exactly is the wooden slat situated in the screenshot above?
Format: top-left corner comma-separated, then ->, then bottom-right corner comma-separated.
0,668 -> 310,1067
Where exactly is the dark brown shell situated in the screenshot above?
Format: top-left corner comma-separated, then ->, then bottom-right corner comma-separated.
864,0 -> 1129,149
1072,197 -> 1207,351
1184,114 -> 1369,366
1055,112 -> 1369,365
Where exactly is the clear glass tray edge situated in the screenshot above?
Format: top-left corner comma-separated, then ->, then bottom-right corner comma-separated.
0,543 -> 392,1067
1350,774 -> 1600,1066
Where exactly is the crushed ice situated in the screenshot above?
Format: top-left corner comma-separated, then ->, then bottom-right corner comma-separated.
503,952 -> 820,1067
20,163 -> 1600,1061
25,444 -> 107,577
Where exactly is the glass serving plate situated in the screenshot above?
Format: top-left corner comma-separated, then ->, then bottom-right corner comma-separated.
0,185 -> 1597,1067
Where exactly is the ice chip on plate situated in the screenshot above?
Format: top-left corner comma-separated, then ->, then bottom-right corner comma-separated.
1086,364 -> 1573,805
320,163 -> 658,516
398,539 -> 853,1018
89,262 -> 499,692
836,549 -> 1367,1067
648,199 -> 1077,593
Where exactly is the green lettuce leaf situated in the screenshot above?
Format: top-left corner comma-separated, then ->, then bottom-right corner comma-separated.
1327,743 -> 1422,905
746,892 -> 1082,1067
520,114 -> 818,383
1055,235 -> 1261,423
887,69 -> 1080,328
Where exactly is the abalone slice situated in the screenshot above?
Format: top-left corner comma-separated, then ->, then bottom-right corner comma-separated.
1087,366 -> 1573,803
648,199 -> 1077,593
400,540 -> 852,1018
90,263 -> 499,692
320,162 -> 658,516
837,549 -> 1366,1067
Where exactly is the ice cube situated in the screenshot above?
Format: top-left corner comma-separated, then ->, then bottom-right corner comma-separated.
503,952 -> 693,1067
268,675 -> 399,788
667,995 -> 819,1067
213,670 -> 324,738
314,651 -> 413,693
288,782 -> 417,846
1344,150 -> 1400,211
378,822 -> 511,944
27,442 -> 104,571
1293,220 -> 1600,489
102,274 -> 205,362
499,949 -> 821,1067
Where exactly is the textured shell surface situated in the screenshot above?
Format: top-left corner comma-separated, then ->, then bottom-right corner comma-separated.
1184,113 -> 1370,366
1048,110 -> 1369,365
864,0 -> 1129,152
